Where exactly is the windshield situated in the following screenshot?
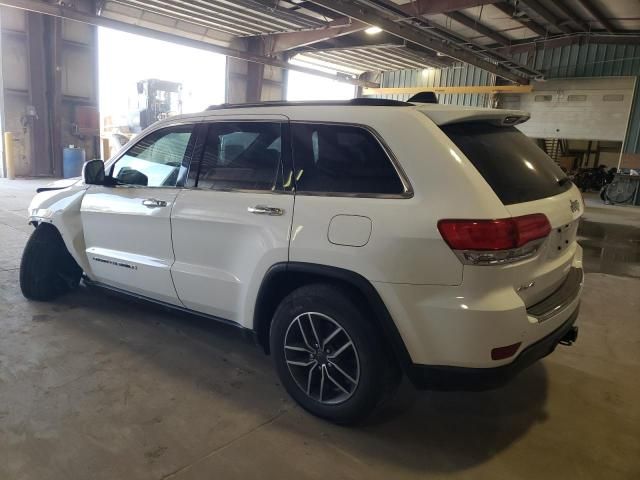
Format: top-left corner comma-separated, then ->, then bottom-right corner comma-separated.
441,122 -> 571,205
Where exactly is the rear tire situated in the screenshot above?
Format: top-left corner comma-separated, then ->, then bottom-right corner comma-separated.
20,223 -> 83,301
270,283 -> 397,425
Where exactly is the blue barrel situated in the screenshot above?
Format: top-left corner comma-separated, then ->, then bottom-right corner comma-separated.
63,147 -> 86,178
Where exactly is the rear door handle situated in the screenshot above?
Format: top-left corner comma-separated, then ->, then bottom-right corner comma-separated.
142,198 -> 168,208
248,205 -> 284,216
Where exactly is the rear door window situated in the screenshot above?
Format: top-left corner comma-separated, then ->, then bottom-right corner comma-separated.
291,123 -> 405,195
441,122 -> 571,205
193,122 -> 283,191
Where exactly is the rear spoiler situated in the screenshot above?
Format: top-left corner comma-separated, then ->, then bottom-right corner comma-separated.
418,105 -> 530,127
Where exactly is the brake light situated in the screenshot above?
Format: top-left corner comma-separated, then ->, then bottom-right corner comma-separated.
438,214 -> 551,265
438,214 -> 550,250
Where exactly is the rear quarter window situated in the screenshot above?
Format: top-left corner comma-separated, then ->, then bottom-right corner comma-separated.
441,122 -> 571,205
291,123 -> 405,195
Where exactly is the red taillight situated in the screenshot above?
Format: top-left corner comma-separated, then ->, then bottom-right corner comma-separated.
438,214 -> 551,251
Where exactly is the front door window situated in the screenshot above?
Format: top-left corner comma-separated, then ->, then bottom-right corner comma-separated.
111,125 -> 195,187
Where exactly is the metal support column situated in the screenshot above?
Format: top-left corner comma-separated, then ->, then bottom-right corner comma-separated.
26,11 -> 51,175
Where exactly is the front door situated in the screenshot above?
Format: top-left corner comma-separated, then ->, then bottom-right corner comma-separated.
170,116 -> 294,326
81,123 -> 198,304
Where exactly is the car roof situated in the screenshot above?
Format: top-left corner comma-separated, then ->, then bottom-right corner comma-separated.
157,100 -> 530,128
206,98 -> 412,109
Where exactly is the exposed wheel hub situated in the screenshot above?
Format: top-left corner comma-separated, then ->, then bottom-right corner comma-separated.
312,349 -> 328,364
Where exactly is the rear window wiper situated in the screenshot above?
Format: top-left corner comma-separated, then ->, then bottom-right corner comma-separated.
558,177 -> 571,186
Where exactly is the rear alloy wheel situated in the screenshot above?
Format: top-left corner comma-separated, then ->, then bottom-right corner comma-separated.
270,284 -> 395,424
284,312 -> 360,405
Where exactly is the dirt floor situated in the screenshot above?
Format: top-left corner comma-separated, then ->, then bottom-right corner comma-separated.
1,179 -> 639,479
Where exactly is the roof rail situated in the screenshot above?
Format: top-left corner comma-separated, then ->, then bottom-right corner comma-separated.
206,98 -> 412,110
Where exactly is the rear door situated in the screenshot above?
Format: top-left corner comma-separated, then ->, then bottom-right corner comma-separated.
170,115 -> 294,326
440,121 -> 583,306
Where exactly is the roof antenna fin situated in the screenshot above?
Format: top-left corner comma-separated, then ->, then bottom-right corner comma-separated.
407,91 -> 438,104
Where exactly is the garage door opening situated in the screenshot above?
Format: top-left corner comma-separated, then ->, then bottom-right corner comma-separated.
539,139 -> 623,171
98,27 -> 226,157
286,59 -> 356,101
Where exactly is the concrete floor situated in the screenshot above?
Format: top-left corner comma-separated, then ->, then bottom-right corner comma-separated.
1,178 -> 639,480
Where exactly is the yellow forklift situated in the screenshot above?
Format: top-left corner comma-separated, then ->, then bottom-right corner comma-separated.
136,78 -> 183,130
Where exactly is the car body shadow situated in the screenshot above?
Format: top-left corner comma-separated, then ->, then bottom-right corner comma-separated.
354,363 -> 548,472
47,283 -> 548,474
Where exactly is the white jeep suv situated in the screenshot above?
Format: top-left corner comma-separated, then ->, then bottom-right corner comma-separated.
21,98 -> 583,424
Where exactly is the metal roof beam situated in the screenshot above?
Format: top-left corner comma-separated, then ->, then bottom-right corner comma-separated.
268,17 -> 368,52
287,0 -> 348,20
311,30 -> 403,49
575,0 -> 616,33
346,0 -> 540,77
297,32 -> 452,68
300,0 -> 502,17
492,2 -> 549,38
521,0 -> 574,34
549,1 -> 591,32
222,0 -> 325,28
306,0 -> 528,83
0,0 -> 378,87
173,0 -> 317,30
263,0 -> 503,52
444,11 -> 511,46
401,47 -> 454,68
500,33 -> 640,54
112,0 -> 263,36
393,0 -> 502,16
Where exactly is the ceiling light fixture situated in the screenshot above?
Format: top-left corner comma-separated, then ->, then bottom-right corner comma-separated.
365,26 -> 383,34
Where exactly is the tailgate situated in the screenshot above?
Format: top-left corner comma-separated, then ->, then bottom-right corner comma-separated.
439,120 -> 584,307
506,185 -> 583,306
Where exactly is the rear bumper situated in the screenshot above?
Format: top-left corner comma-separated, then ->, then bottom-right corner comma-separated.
406,304 -> 580,391
374,244 -> 584,369
527,267 -> 583,321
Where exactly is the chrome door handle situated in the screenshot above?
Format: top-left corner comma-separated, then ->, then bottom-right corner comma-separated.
248,205 -> 284,216
142,198 -> 168,208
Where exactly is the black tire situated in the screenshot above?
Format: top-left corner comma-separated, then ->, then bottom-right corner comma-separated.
20,223 -> 83,301
605,178 -> 636,205
270,283 -> 396,425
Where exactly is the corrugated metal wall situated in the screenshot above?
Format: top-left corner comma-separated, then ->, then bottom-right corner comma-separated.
377,43 -> 640,153
511,43 -> 640,154
510,44 -> 640,78
376,62 -> 496,107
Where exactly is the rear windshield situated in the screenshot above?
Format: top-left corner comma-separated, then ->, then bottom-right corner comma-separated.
441,122 -> 571,205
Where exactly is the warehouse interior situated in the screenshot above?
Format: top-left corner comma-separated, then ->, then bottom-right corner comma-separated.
0,1 -> 639,479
